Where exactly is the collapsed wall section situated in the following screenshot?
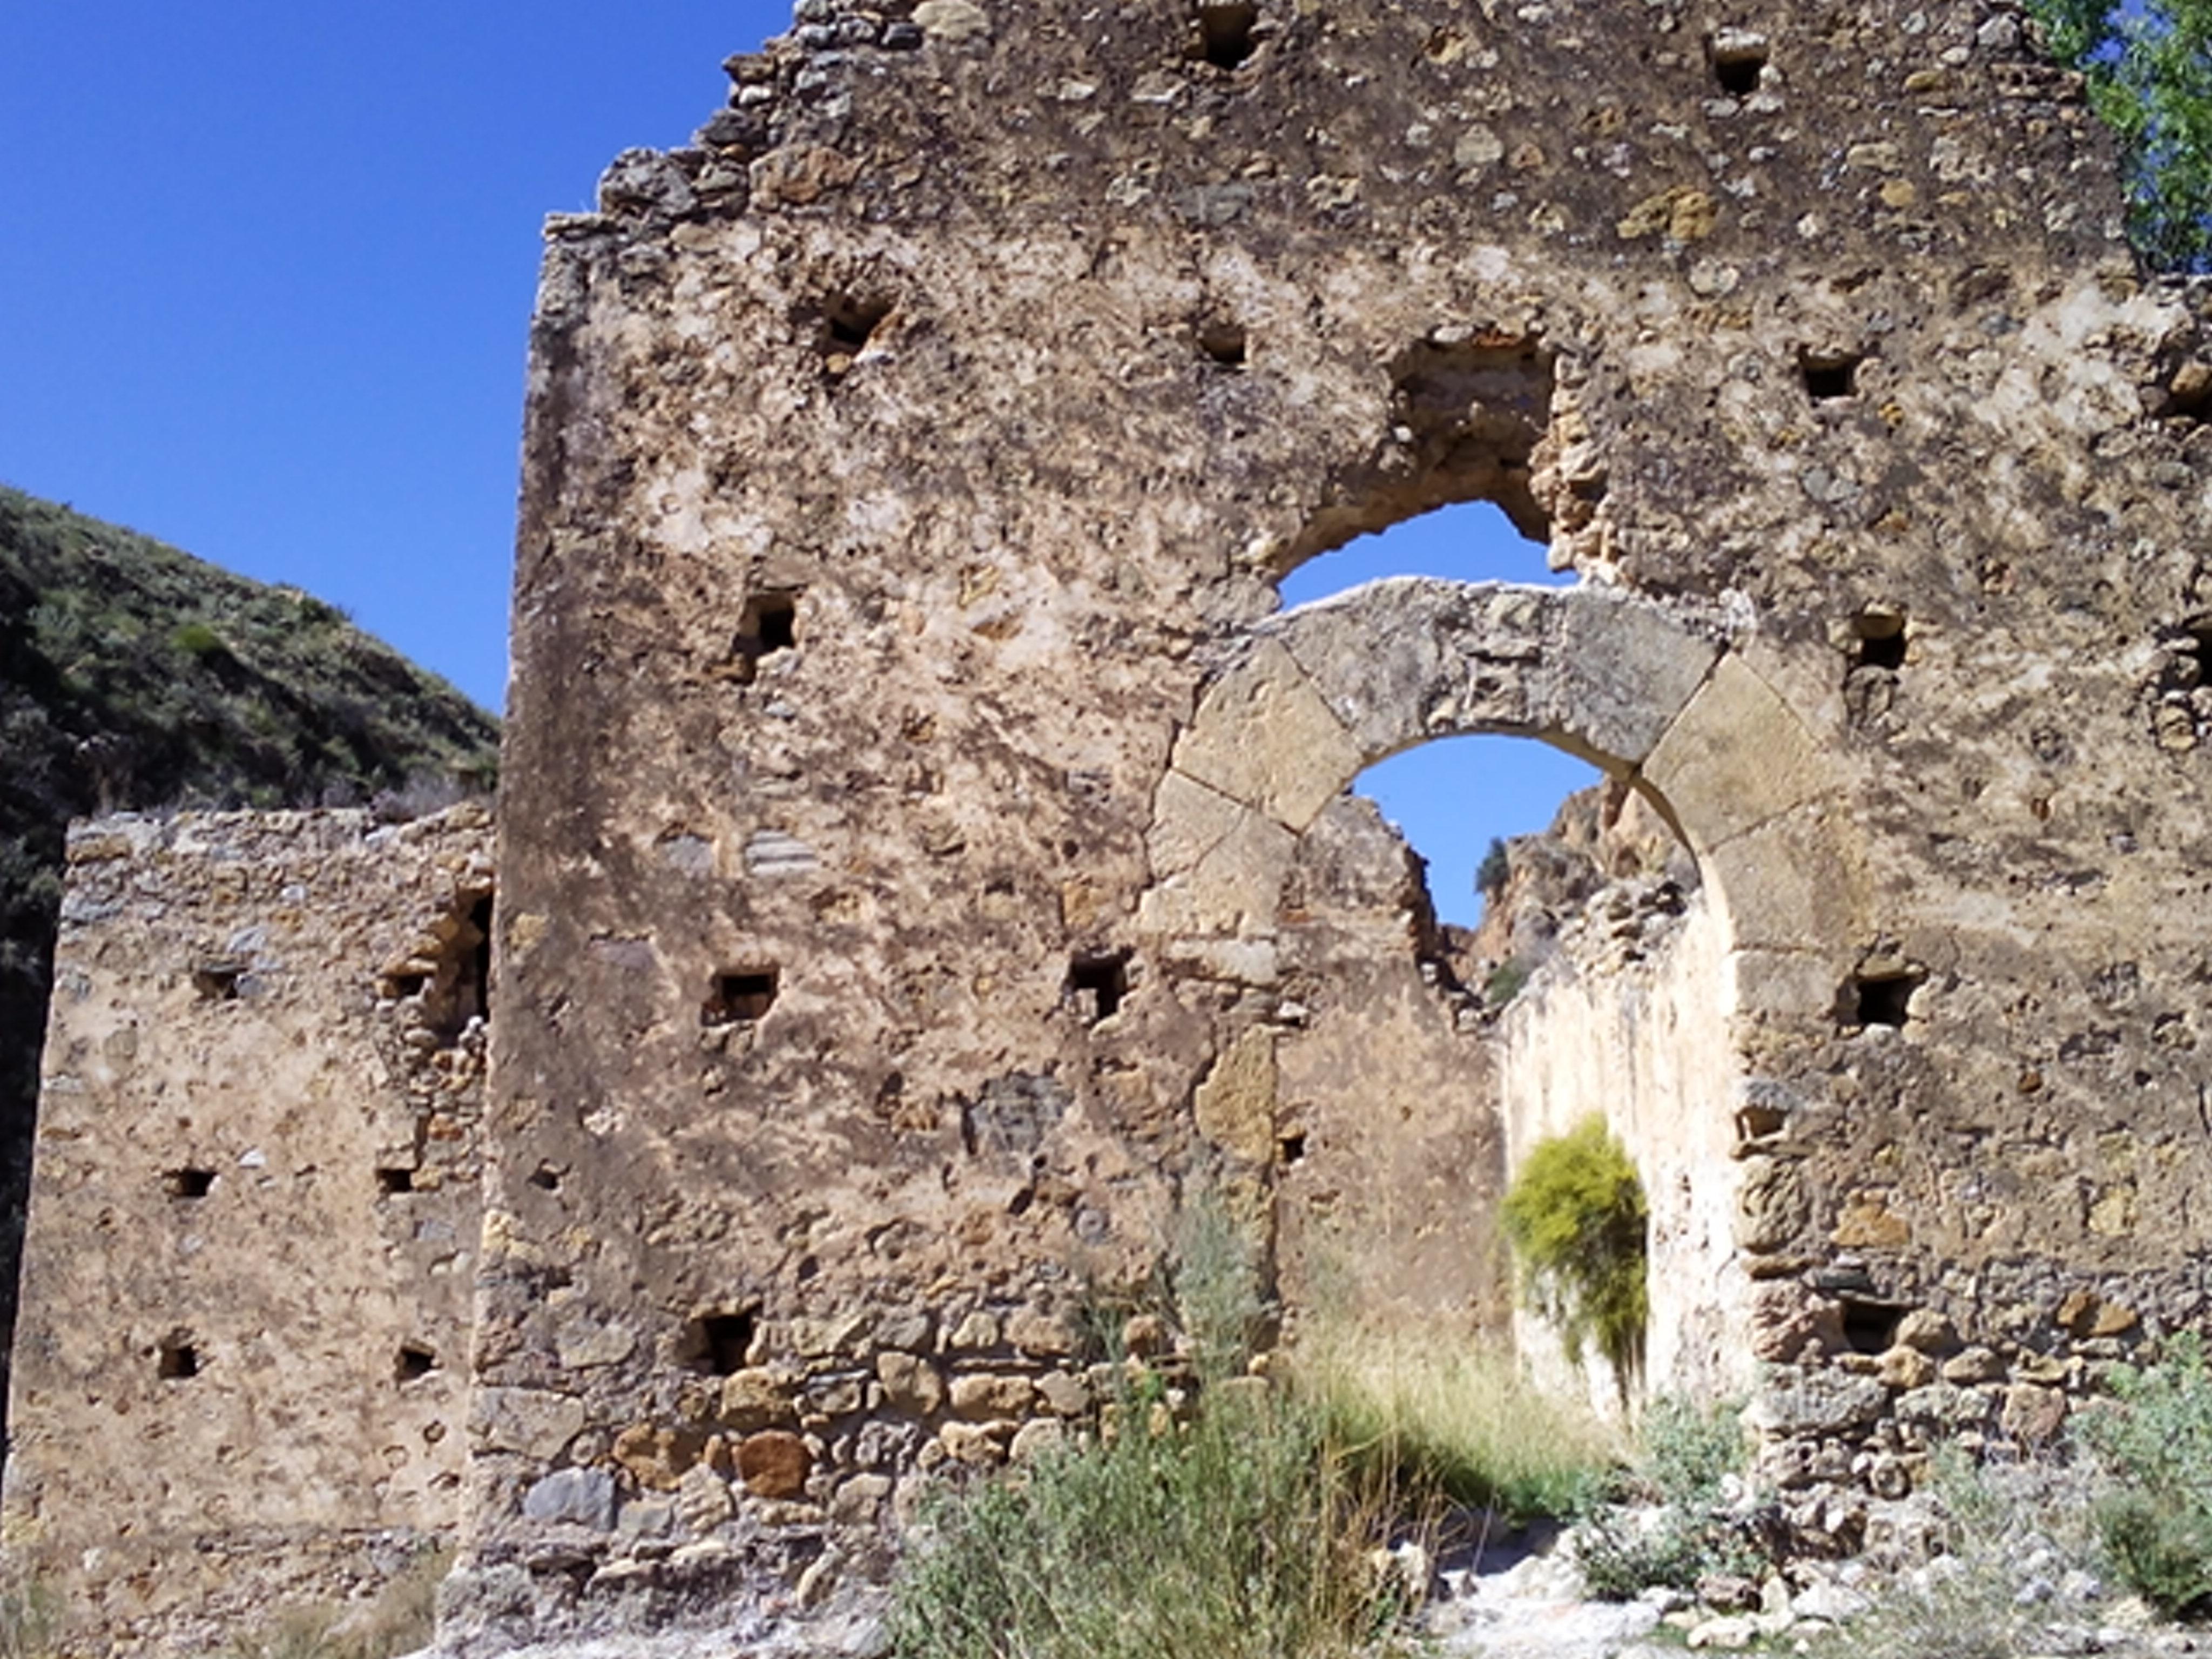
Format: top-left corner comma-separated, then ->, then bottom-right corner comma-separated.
4,807 -> 491,1654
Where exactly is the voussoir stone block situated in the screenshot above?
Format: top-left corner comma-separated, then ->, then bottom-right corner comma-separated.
1172,638 -> 1363,831
1137,805 -> 1297,938
1536,586 -> 1725,767
1641,653 -> 1831,849
1703,803 -> 1869,955
1271,578 -> 1548,759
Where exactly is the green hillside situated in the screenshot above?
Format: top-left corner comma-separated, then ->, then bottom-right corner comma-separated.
0,483 -> 500,1420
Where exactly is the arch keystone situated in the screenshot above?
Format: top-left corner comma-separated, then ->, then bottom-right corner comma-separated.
1269,577 -> 1549,758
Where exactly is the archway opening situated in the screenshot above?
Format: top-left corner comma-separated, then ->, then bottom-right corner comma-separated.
1238,500 -> 1742,1413
1278,498 -> 1606,930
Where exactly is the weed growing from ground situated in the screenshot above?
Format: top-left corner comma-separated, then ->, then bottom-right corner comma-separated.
225,1547 -> 449,1659
1802,1448 -> 2101,1659
889,1385 -> 1411,1659
1293,1323 -> 1619,1523
2078,1331 -> 2212,1618
1572,1395 -> 1768,1600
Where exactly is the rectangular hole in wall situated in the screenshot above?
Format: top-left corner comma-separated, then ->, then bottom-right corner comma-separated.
683,1310 -> 759,1375
731,592 -> 801,683
1853,971 -> 1921,1029
703,968 -> 779,1025
193,963 -> 244,1002
157,1334 -> 200,1380
377,1168 -> 416,1196
1800,349 -> 1865,401
394,1343 -> 439,1384
165,1168 -> 216,1199
1840,1298 -> 1912,1355
1066,949 -> 1132,1023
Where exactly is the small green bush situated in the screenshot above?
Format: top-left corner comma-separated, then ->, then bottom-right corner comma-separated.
1476,837 -> 1512,900
2078,1331 -> 2212,1618
170,620 -> 230,660
1168,1191 -> 1267,1385
1640,1395 -> 1749,1508
1485,959 -> 1530,1006
1500,1118 -> 1648,1385
1572,1398 -> 1761,1600
889,1388 -> 1404,1659
1574,1505 -> 1768,1601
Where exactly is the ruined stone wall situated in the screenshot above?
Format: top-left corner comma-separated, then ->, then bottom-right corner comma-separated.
4,807 -> 491,1653
1274,796 -> 1510,1341
453,0 -> 2212,1637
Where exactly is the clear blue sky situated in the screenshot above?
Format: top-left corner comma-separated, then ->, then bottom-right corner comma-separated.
1,5 -> 1589,926
0,2 -> 788,713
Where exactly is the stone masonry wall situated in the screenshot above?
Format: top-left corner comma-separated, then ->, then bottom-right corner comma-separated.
3,807 -> 492,1654
416,0 -> 2212,1642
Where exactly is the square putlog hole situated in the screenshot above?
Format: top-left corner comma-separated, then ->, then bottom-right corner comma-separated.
395,1343 -> 439,1384
1196,2 -> 1259,68
682,1310 -> 759,1376
157,1333 -> 200,1380
1853,971 -> 1921,1029
1710,29 -> 1769,95
1067,950 -> 1132,1023
165,1168 -> 215,1199
730,593 -> 800,683
1800,349 -> 1865,401
192,963 -> 245,1002
703,967 -> 780,1026
819,293 -> 892,375
1840,1297 -> 1912,1355
377,1168 -> 416,1196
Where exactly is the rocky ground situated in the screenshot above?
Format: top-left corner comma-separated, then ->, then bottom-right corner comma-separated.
419,1489 -> 2212,1659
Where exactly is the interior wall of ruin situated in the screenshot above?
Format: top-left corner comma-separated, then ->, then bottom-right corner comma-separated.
1496,883 -> 1746,1411
3,807 -> 491,1652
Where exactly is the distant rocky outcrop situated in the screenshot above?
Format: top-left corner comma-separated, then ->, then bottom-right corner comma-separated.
0,484 -> 498,1423
1445,779 -> 1697,1010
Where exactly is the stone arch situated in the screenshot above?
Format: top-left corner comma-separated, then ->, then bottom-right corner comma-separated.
1139,575 -> 1871,1400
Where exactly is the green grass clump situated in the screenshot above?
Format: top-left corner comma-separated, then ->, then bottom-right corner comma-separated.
1572,1397 -> 1766,1601
1500,1118 -> 1648,1386
2078,1331 -> 2212,1618
1294,1325 -> 1619,1523
889,1386 -> 1407,1659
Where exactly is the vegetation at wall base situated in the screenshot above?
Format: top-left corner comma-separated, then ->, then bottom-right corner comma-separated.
1294,1324 -> 1618,1525
0,483 -> 499,1440
1499,1117 -> 1649,1386
1570,1397 -> 1771,1601
2078,1331 -> 2212,1618
889,1386 -> 1415,1659
2026,1 -> 2212,272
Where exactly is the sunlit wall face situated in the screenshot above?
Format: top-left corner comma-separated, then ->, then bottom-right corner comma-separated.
1277,500 -> 1598,926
